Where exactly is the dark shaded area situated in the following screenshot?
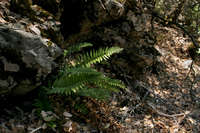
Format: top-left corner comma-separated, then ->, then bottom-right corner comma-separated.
60,0 -> 93,38
10,0 -> 33,17
0,49 -> 37,80
0,89 -> 38,118
33,0 -> 60,15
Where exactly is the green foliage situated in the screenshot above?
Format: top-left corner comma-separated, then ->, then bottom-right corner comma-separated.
46,121 -> 57,129
49,43 -> 125,100
76,47 -> 123,67
77,87 -> 111,100
74,102 -> 89,115
33,88 -> 52,114
64,42 -> 93,56
197,48 -> 200,54
49,67 -> 103,95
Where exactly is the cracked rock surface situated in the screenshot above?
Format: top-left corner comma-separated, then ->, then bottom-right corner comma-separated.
0,24 -> 62,95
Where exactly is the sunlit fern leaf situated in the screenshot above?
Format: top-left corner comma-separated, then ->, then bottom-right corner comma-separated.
49,68 -> 103,95
76,47 -> 123,67
101,77 -> 126,89
49,45 -> 125,100
94,82 -> 119,92
64,42 -> 93,56
94,77 -> 125,92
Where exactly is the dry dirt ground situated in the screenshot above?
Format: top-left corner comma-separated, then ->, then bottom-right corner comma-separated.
107,25 -> 200,132
0,1 -> 200,133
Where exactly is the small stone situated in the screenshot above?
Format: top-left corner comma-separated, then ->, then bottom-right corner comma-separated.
125,118 -> 131,123
182,60 -> 192,69
63,112 -> 72,118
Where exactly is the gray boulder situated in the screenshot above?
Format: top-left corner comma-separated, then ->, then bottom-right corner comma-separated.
0,24 -> 62,95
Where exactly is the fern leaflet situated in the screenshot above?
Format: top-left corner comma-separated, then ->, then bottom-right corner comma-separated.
76,47 -> 123,67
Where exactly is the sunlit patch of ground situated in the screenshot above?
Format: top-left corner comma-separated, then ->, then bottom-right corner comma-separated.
108,25 -> 200,132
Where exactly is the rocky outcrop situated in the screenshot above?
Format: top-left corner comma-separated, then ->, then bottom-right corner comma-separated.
60,0 -> 160,78
0,24 -> 62,95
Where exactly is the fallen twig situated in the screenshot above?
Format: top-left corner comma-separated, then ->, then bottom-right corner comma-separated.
98,0 -> 106,10
147,102 -> 190,118
29,126 -> 43,133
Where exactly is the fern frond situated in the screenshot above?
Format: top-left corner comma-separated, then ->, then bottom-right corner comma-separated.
101,77 -> 126,89
76,47 -> 123,67
77,87 -> 111,100
50,44 -> 126,100
94,76 -> 125,92
64,42 -> 93,56
64,67 -> 99,75
49,67 -> 102,95
76,76 -> 125,100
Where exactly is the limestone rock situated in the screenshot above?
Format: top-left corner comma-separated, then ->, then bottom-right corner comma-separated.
0,24 -> 62,95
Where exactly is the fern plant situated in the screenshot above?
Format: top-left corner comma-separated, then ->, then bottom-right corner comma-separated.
49,43 -> 125,100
